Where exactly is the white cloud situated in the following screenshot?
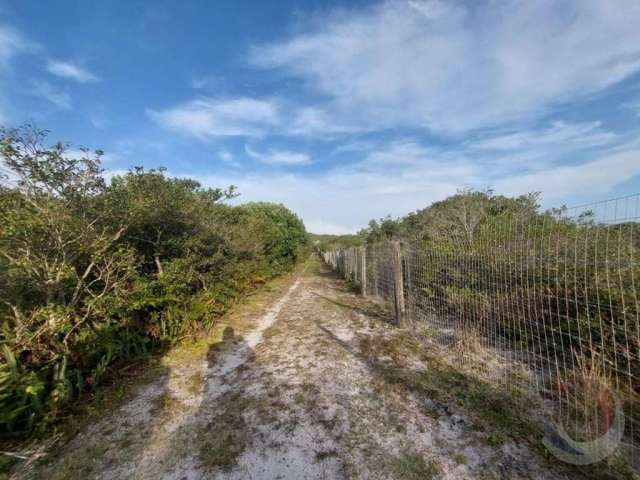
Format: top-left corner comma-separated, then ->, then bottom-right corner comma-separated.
358,141 -> 436,167
468,121 -> 616,151
181,139 -> 640,233
305,220 -> 356,235
150,97 -> 364,139
102,168 -> 129,184
0,24 -> 31,69
46,60 -> 100,83
251,0 -> 640,134
494,149 -> 640,200
245,145 -> 312,166
332,139 -> 380,155
90,112 -> 109,129
0,24 -> 34,123
148,97 -> 279,138
218,149 -> 242,168
219,149 -> 233,163
30,81 -> 71,109
0,100 -> 8,125
190,167 -> 461,234
288,107 -> 363,136
189,73 -> 224,90
624,100 -> 640,117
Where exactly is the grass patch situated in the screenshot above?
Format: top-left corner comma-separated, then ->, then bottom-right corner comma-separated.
359,333 -> 539,442
453,452 -> 468,465
197,390 -> 279,472
150,391 -> 181,417
388,451 -> 442,480
359,333 -> 423,367
186,371 -> 204,396
199,428 -> 249,472
357,330 -> 636,480
198,398 -> 250,471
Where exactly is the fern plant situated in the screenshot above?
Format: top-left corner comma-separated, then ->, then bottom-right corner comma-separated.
0,345 -> 45,433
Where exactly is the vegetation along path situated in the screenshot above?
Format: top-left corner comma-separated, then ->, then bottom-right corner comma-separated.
17,256 -> 596,480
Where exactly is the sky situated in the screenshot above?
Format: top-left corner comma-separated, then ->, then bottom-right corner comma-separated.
1,0 -> 640,234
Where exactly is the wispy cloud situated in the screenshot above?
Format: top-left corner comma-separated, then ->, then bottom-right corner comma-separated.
30,80 -> 71,109
219,149 -> 234,163
288,107 -> 363,137
219,149 -> 242,168
189,141 -> 640,233
189,73 -> 224,90
468,121 -> 616,151
251,0 -> 640,134
0,24 -> 32,69
0,24 -> 35,122
624,99 -> 640,117
46,60 -> 100,83
150,97 -> 363,139
245,145 -> 312,166
495,149 -> 640,200
148,97 -> 279,138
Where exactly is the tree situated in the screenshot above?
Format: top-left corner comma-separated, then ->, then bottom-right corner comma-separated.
359,215 -> 400,244
235,202 -> 308,270
106,167 -> 237,276
0,125 -> 133,364
396,189 -> 540,246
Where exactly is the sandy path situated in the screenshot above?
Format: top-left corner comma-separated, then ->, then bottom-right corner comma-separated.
17,256 -> 589,480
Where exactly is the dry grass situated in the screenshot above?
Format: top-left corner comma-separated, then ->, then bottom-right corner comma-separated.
388,451 -> 443,480
558,354 -> 620,442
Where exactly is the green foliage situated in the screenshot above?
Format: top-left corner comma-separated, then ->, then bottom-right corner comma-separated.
0,126 -> 308,434
359,215 -> 400,244
310,233 -> 364,252
236,202 -> 308,272
0,346 -> 45,432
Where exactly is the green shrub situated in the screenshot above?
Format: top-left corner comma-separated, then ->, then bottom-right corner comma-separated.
0,126 -> 308,434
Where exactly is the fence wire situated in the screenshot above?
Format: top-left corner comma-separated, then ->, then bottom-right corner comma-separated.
322,194 -> 639,472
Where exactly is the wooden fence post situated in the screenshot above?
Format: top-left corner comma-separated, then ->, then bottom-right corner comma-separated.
373,249 -> 379,297
392,241 -> 406,327
360,246 -> 367,296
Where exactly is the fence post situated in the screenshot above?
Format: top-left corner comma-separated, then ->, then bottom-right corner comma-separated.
373,248 -> 379,297
360,246 -> 367,296
392,241 -> 406,327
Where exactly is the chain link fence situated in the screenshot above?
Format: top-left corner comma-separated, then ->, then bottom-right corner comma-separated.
322,194 -> 639,472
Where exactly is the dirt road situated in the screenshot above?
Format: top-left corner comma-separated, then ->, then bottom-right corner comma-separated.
17,255 -> 586,480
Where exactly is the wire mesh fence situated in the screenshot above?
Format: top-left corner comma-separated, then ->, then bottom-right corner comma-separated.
322,194 -> 639,472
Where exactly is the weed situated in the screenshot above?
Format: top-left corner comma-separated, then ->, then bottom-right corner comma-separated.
388,451 -> 443,479
197,393 -> 251,471
186,371 -> 204,396
199,429 -> 249,471
453,452 -> 468,465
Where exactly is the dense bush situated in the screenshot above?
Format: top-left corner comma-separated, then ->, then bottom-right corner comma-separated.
310,234 -> 364,252
0,126 -> 307,434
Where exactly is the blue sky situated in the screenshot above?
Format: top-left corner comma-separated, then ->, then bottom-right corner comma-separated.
1,0 -> 640,233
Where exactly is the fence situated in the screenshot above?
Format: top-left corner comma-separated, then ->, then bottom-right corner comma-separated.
322,194 -> 639,472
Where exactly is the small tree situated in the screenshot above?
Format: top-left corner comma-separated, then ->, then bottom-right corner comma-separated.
0,125 -> 133,365
106,167 -> 237,276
